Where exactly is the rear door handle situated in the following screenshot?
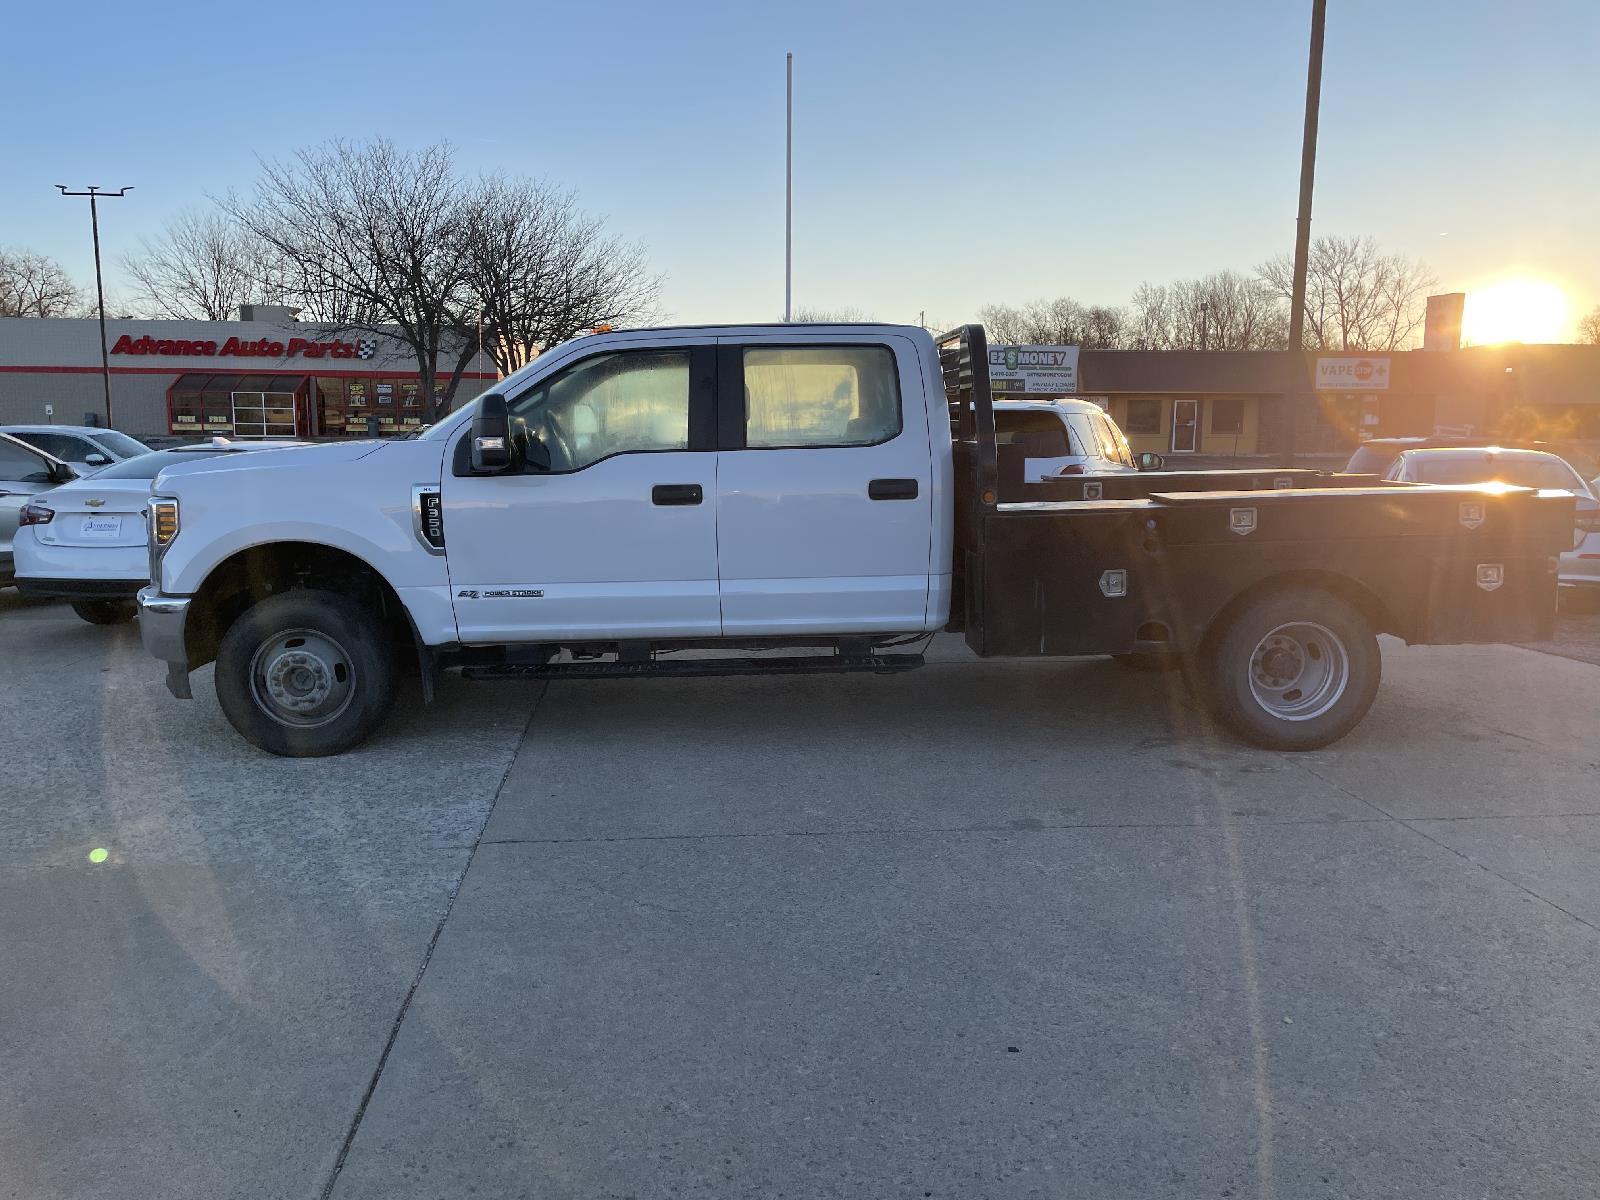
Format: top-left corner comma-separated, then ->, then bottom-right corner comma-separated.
652,483 -> 703,506
868,478 -> 919,501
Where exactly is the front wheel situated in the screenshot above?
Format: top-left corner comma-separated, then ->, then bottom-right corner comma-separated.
214,589 -> 398,757
1208,587 -> 1381,751
71,598 -> 138,625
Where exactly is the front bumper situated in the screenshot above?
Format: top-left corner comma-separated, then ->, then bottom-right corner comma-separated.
17,577 -> 144,599
137,586 -> 193,699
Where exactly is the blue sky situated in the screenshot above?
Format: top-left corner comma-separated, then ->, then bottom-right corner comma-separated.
4,0 -> 1596,334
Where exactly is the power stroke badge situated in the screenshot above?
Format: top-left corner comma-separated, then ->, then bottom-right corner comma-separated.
456,589 -> 544,599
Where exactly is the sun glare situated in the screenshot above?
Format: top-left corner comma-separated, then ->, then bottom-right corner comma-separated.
1462,278 -> 1569,345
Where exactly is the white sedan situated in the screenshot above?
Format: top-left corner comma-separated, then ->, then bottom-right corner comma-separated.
13,439 -> 305,624
1,424 -> 153,476
1386,446 -> 1600,612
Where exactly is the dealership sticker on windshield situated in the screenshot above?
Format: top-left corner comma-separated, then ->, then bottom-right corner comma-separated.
79,516 -> 122,539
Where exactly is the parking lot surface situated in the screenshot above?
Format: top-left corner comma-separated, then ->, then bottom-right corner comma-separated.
4,595 -> 1600,1199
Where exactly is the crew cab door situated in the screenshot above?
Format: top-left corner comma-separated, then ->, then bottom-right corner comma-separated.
713,333 -> 934,634
440,344 -> 720,643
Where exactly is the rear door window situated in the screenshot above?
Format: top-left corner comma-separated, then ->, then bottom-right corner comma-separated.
741,345 -> 901,449
994,411 -> 1070,457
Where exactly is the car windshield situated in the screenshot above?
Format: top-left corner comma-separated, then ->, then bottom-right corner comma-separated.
90,448 -> 231,480
1346,445 -> 1400,474
89,430 -> 153,459
1410,454 -> 1586,492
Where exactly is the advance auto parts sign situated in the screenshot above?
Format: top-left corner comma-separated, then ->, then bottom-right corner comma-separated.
989,344 -> 1079,394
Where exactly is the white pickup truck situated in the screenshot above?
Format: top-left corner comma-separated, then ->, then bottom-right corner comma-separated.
137,323 -> 1570,757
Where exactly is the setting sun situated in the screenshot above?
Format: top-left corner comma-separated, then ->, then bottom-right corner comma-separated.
1462,278 -> 1569,345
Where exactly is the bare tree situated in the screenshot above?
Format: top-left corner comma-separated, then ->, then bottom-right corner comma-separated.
1128,271 -> 1286,350
1259,235 -> 1436,351
458,177 -> 662,381
976,297 -> 1128,348
1579,305 -> 1600,345
224,140 -> 477,420
790,305 -> 875,323
0,247 -> 84,317
121,209 -> 282,320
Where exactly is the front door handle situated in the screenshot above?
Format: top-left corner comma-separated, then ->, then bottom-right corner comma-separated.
868,478 -> 919,501
652,483 -> 703,506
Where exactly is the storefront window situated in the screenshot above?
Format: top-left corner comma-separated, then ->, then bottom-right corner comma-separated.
1125,397 -> 1162,435
1210,397 -> 1245,435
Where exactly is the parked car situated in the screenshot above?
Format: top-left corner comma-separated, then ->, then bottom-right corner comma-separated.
994,399 -> 1158,481
132,322 -> 1569,758
1,425 -> 153,476
0,432 -> 77,588
1385,446 -> 1600,611
12,439 -> 307,624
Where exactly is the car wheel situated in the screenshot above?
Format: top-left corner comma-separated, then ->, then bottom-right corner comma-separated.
71,598 -> 137,625
214,589 -> 397,757
1208,587 -> 1381,751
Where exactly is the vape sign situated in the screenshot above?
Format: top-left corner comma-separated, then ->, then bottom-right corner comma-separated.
1315,356 -> 1391,391
988,345 -> 1079,394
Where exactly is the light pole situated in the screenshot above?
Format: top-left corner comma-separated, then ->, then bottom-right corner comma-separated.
1284,0 -> 1327,464
56,184 -> 132,429
784,51 -> 793,322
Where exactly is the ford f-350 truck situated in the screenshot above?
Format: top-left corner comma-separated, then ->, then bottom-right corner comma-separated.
136,323 -> 1571,757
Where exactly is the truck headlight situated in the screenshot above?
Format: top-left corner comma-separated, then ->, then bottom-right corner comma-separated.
149,498 -> 179,546
147,498 -> 180,585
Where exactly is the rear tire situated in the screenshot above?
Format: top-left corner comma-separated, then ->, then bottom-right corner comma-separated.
1208,587 -> 1380,751
72,598 -> 137,625
214,589 -> 397,757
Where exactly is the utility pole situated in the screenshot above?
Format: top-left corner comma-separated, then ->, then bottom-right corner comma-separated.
785,52 -> 793,323
56,185 -> 132,429
1284,0 -> 1326,464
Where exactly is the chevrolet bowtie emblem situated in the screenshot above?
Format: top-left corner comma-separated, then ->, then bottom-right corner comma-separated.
85,498 -> 106,507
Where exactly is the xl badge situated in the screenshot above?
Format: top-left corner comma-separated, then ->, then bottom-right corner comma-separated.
1230,507 -> 1258,536
1459,501 -> 1485,531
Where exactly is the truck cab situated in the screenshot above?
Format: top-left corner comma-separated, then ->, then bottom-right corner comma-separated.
136,323 -> 1573,759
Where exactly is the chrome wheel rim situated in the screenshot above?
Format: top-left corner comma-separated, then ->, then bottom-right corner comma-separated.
1247,621 -> 1349,721
249,628 -> 356,728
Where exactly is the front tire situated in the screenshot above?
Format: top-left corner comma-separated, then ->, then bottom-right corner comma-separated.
72,598 -> 137,625
214,589 -> 398,757
1208,587 -> 1381,751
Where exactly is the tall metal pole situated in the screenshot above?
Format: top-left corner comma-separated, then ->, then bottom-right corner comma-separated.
57,185 -> 132,429
1284,0 -> 1326,464
785,52 -> 793,323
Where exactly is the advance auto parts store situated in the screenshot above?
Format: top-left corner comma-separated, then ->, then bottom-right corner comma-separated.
0,315 -> 497,440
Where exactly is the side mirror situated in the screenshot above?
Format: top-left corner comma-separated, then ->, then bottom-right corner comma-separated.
49,462 -> 79,483
1137,452 -> 1165,471
469,393 -> 513,474
84,453 -> 110,466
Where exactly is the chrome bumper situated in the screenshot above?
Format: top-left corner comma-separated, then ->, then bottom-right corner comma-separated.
137,586 -> 193,700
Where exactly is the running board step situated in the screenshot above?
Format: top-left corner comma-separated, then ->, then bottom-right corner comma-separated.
462,653 -> 926,682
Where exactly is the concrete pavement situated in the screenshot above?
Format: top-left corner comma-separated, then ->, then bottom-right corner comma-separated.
3,594 -> 1599,1198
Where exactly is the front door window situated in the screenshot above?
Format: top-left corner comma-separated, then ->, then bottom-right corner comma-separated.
1170,399 -> 1199,453
232,392 -> 297,439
